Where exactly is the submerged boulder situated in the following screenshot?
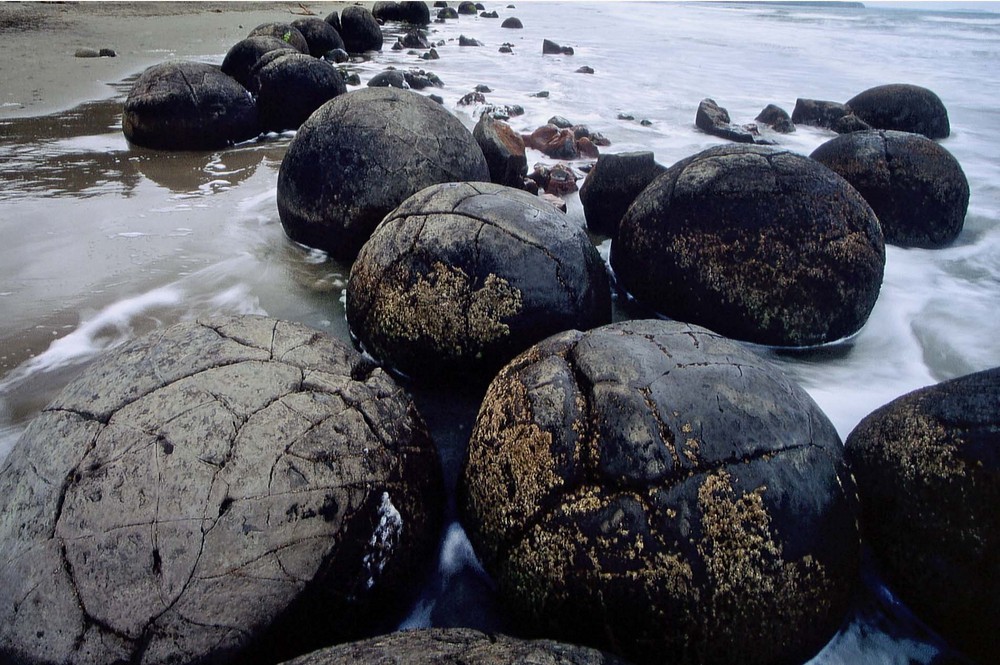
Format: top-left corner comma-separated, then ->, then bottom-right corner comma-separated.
460,319 -> 860,665
291,17 -> 346,57
0,316 -> 444,665
756,103 -> 795,133
845,368 -> 1000,664
347,182 -> 611,382
373,1 -> 431,24
222,35 -> 298,90
611,144 -> 885,347
340,5 -> 383,53
276,87 -> 489,261
501,17 -> 523,29
846,83 -> 950,139
123,60 -> 259,150
811,129 -> 970,248
247,22 -> 310,54
256,54 -> 347,132
543,39 -> 574,55
474,114 -> 528,188
580,151 -> 666,237
791,98 -> 864,132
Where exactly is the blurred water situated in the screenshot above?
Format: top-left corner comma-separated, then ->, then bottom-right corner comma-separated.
0,2 -> 997,662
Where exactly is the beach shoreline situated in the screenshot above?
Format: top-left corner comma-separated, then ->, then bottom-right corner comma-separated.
0,1 -> 350,119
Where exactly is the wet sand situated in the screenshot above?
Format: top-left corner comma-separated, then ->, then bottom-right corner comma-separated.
0,1 -> 350,118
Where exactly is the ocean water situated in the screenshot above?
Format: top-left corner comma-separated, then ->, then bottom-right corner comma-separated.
1,2 -> 997,663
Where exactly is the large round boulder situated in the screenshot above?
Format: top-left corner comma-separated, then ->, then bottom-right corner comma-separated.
291,17 -> 346,57
845,368 -> 999,664
810,129 -> 970,248
276,87 -> 490,261
0,316 -> 444,665
340,5 -> 383,53
247,22 -> 310,54
846,83 -> 950,139
611,144 -> 885,347
221,35 -> 298,91
122,60 -> 259,150
347,182 -> 611,382
256,53 -> 347,132
460,319 -> 860,665
278,627 -> 627,664
580,151 -> 666,237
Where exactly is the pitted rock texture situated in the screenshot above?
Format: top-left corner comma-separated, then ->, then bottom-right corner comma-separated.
277,87 -> 489,262
347,182 -> 611,382
810,130 -> 970,248
279,627 -> 628,664
460,320 -> 860,665
0,316 -> 444,665
122,61 -> 259,151
611,144 -> 885,347
845,83 -> 950,139
845,367 -> 999,664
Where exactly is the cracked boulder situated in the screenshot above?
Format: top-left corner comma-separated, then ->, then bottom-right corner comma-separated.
459,319 -> 860,665
845,368 -> 1000,664
222,36 -> 298,91
611,144 -> 885,347
346,182 -> 611,382
122,61 -> 260,151
0,316 -> 444,665
277,87 -> 489,262
845,83 -> 950,139
810,130 -> 970,248
278,627 -> 628,664
256,53 -> 347,133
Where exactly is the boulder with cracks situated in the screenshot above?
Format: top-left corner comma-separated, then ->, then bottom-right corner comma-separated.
0,316 -> 444,665
459,319 -> 860,665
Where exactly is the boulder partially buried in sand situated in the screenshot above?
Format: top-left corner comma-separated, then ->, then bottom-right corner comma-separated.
611,144 -> 885,347
810,129 -> 970,248
340,5 -> 383,53
256,53 -> 347,132
845,83 -> 950,139
460,319 -> 860,665
122,60 -> 259,150
346,182 -> 611,382
276,87 -> 489,262
0,316 -> 444,665
845,367 -> 1000,664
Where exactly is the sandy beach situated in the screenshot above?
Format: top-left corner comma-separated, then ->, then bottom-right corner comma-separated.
0,1 -> 351,118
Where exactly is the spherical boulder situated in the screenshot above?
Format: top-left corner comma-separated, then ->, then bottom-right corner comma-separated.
278,627 -> 628,664
0,316 -> 444,665
291,17 -> 346,57
340,5 -> 383,53
845,83 -> 950,139
256,53 -> 347,132
122,60 -> 259,150
458,1 -> 479,15
247,22 -> 310,54
222,35 -> 298,90
276,87 -> 489,261
580,151 -> 666,237
611,144 -> 885,347
810,129 -> 970,248
501,17 -> 523,29
324,10 -> 342,34
347,182 -> 611,381
460,319 -> 860,665
845,367 -> 1000,664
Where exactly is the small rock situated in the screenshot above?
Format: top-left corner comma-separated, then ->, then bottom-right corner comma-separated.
548,115 -> 573,129
498,45 -> 512,54
99,48 -> 117,57
74,47 -> 100,58
542,39 -> 573,55
324,48 -> 350,63
421,48 -> 440,60
530,90 -> 549,98
459,35 -> 484,47
458,91 -> 487,106
501,17 -> 523,29
576,66 -> 594,74
755,103 -> 794,133
480,11 -> 499,18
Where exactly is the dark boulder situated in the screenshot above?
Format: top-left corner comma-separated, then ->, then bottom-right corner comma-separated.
324,10 -> 341,34
0,316 -> 444,665
248,46 -> 299,93
400,28 -> 431,49
372,1 -> 405,22
791,98 -> 858,130
277,87 -> 489,261
832,113 -> 871,134
367,69 -> 408,89
580,151 -> 667,237
755,103 -> 795,133
340,5 -> 383,53
501,17 -> 523,28
346,182 -> 611,382
438,7 -> 459,19
846,83 -> 950,139
611,144 -> 885,347
123,61 -> 259,150
481,10 -> 499,18
222,35 -> 297,90
291,17 -> 345,57
247,22 -> 310,54
460,319 -> 860,665
543,39 -> 573,55
695,98 -> 771,144
845,368 -> 1000,664
458,1 -> 479,14
459,35 -> 485,47
811,129 -> 970,248
368,69 -> 443,90
278,628 -> 628,664
474,114 -> 528,188
324,47 -> 350,64
256,54 -> 347,132
400,1 -> 432,24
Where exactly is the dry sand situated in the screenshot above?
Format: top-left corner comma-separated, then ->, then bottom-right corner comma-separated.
0,1 -> 352,118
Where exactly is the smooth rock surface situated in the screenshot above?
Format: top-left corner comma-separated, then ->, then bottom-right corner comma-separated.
846,83 -> 950,139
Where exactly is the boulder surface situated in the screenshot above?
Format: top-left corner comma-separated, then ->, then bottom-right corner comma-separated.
845,83 -> 950,139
